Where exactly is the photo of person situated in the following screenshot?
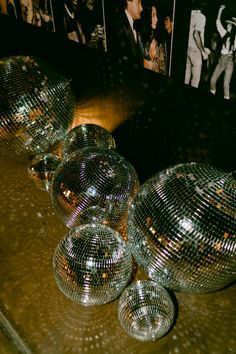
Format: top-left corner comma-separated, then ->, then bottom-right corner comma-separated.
105,0 -> 176,75
164,9 -> 174,76
184,0 -> 210,88
209,5 -> 236,100
61,0 -> 106,50
21,0 -> 55,31
0,0 -> 21,18
0,0 -> 55,31
184,0 -> 236,101
105,0 -> 144,68
142,1 -> 167,75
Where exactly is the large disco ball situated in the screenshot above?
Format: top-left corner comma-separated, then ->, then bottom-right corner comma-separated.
118,280 -> 175,341
0,55 -> 75,158
62,123 -> 116,160
127,162 -> 236,293
53,224 -> 133,306
51,147 -> 140,231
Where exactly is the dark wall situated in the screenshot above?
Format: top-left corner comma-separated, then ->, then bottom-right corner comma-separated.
0,14 -> 235,183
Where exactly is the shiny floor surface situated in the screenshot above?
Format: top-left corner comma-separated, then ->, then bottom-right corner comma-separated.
0,156 -> 235,354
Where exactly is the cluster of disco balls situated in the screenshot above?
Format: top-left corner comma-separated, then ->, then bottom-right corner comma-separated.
50,127 -> 236,341
2,55 -> 236,342
51,123 -> 139,297
48,122 -> 175,341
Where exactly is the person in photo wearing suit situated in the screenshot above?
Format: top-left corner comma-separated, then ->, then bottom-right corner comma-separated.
107,0 -> 144,68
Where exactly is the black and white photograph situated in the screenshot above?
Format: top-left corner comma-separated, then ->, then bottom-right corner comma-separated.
105,0 -> 176,77
0,0 -> 20,19
0,1 -> 106,50
0,0 -> 55,31
184,0 -> 236,101
59,0 -> 106,50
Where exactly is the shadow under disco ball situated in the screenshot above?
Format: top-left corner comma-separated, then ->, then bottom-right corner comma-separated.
0,55 -> 75,159
28,153 -> 61,192
51,146 -> 140,231
118,280 -> 175,341
62,123 -> 116,160
127,162 -> 236,293
53,223 -> 133,306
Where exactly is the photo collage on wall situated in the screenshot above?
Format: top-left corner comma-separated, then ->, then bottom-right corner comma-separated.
0,0 -> 106,51
0,0 -> 56,32
0,0 -> 177,76
3,0 -> 236,102
184,0 -> 236,102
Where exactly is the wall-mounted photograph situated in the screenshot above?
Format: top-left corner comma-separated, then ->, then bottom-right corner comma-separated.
184,0 -> 236,101
105,0 -> 176,77
0,0 -> 107,51
59,0 -> 106,50
1,1 -> 178,75
0,0 -> 56,31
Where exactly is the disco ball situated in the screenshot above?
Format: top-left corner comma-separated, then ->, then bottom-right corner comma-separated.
127,162 -> 236,293
51,147 -> 140,231
62,124 -> 116,160
53,223 -> 133,306
0,55 -> 75,158
28,153 -> 61,192
118,280 -> 175,341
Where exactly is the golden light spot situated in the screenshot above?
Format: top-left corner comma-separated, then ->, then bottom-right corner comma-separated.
149,226 -> 156,235
157,235 -> 169,247
102,272 -> 108,279
216,203 -> 222,209
28,107 -> 42,121
223,232 -> 229,239
100,160 -> 109,167
215,188 -> 223,195
214,242 -> 221,251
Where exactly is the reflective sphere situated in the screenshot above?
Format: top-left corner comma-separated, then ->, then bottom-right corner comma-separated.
28,153 -> 61,192
53,224 -> 133,306
51,147 -> 140,231
118,280 -> 175,341
62,124 -> 116,160
127,162 -> 236,293
0,55 -> 75,159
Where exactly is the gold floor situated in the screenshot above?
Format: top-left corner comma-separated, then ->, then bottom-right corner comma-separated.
0,156 -> 235,354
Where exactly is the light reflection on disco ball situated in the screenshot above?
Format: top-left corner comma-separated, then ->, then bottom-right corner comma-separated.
51,147 -> 140,232
62,124 -> 116,160
53,224 -> 133,306
127,162 -> 236,293
0,55 -> 75,159
28,153 -> 61,192
118,280 -> 175,341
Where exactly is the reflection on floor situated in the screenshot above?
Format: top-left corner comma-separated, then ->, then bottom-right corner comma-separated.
0,156 -> 235,354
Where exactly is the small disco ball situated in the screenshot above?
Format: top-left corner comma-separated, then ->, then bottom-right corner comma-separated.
53,223 -> 133,306
127,162 -> 236,293
28,153 -> 61,192
118,280 -> 175,341
62,124 -> 116,160
0,55 -> 75,159
51,146 -> 140,231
